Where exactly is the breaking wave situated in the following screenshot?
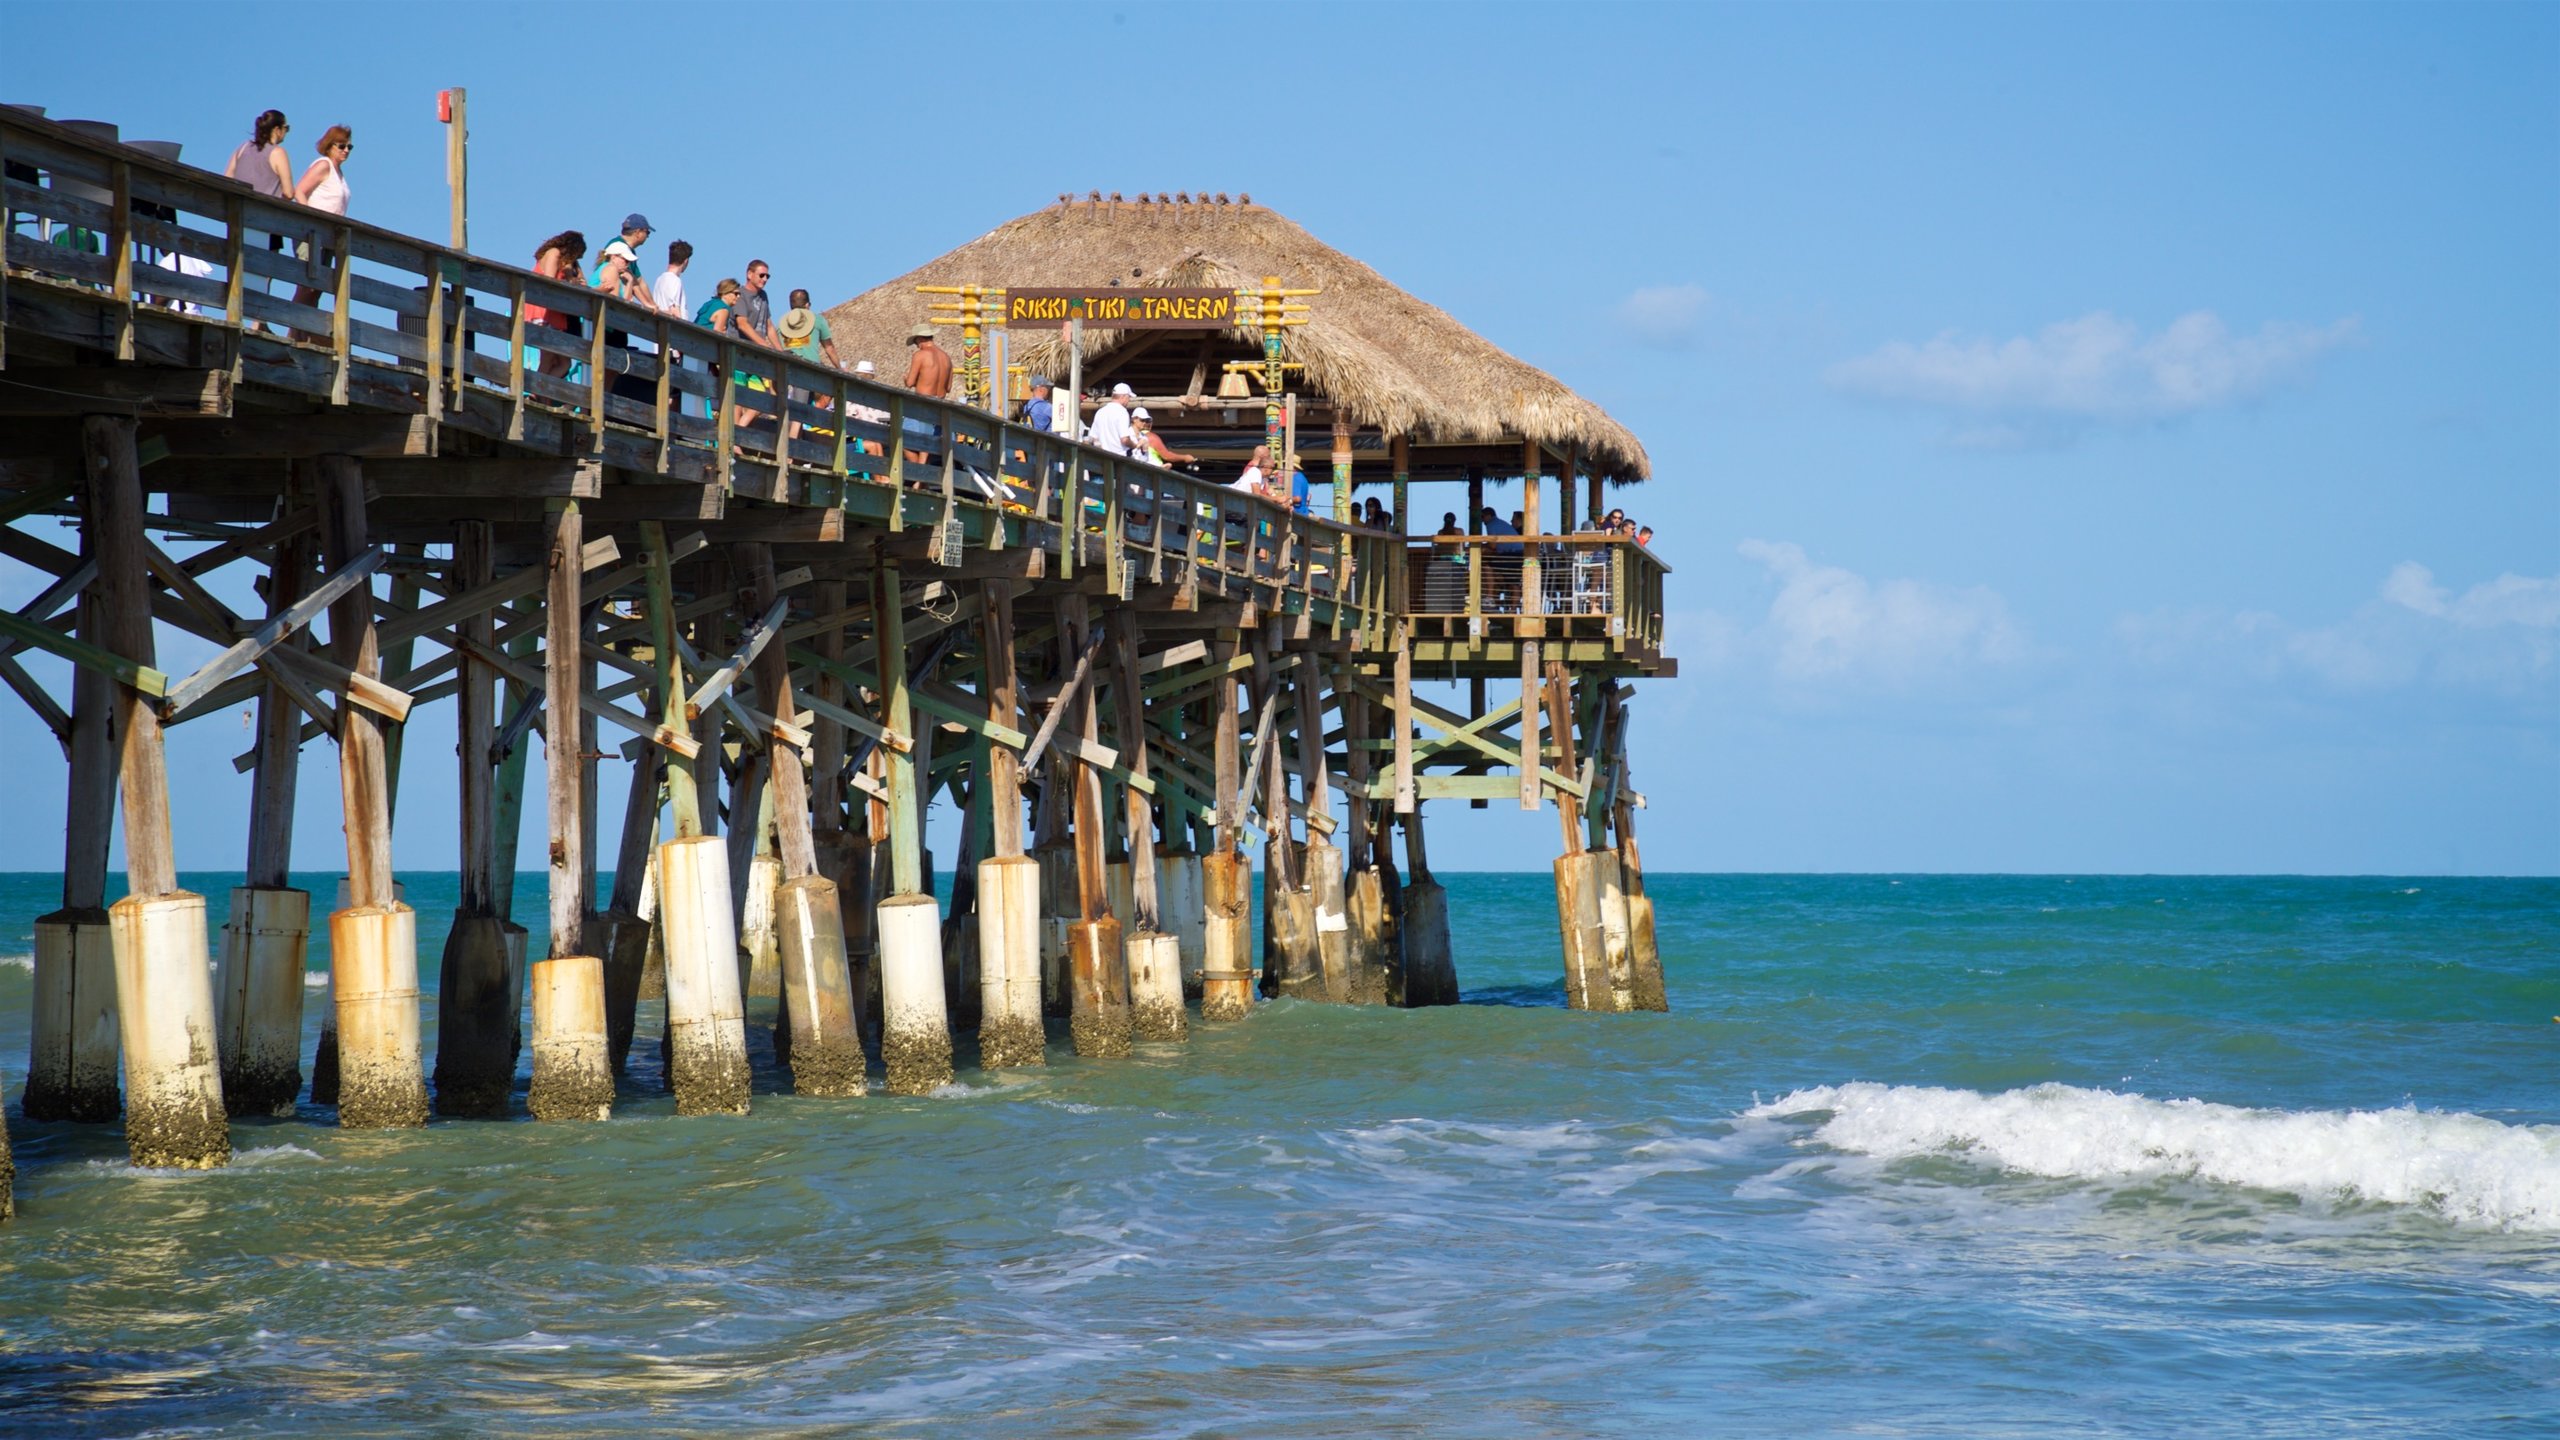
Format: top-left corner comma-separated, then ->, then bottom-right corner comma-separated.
1750,1081 -> 2560,1232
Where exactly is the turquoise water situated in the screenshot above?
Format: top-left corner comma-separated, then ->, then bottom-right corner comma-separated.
1,872 -> 2554,1436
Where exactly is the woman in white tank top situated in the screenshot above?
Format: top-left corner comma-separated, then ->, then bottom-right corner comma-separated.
289,125 -> 353,338
296,125 -> 352,215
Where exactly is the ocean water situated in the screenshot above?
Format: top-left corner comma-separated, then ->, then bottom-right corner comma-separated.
0,871 -> 2554,1437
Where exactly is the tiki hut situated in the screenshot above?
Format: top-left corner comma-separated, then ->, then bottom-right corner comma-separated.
822,194 -> 1647,505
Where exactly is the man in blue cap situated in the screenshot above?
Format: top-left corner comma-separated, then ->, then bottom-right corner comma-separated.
1022,377 -> 1054,434
598,213 -> 654,304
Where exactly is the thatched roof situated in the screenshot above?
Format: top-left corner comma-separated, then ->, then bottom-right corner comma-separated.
821,197 -> 1649,481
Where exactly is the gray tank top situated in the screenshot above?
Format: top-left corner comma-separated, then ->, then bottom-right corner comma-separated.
228,140 -> 286,197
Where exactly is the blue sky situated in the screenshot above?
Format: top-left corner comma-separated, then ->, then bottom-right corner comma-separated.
2,2 -> 2552,875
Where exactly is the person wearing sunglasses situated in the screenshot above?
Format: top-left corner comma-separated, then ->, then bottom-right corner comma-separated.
288,125 -> 354,338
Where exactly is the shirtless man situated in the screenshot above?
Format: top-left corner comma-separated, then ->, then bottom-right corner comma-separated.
902,322 -> 952,466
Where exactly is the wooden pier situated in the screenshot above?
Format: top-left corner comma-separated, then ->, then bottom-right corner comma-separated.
0,113 -> 1672,1199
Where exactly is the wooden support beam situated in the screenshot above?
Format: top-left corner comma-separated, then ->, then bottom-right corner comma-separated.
1520,438 -> 1543,813
684,595 -> 790,721
982,581 -> 1026,861
360,458 -> 602,498
83,415 -> 174,891
454,633 -> 700,762
1109,608 -> 1161,930
455,521 -> 498,914
874,561 -> 922,897
641,521 -> 703,838
741,544 -> 819,882
319,454 -> 395,909
1019,619 -> 1099,773
145,413 -> 435,459
545,500 -> 589,958
64,589 -> 118,909
156,546 -> 382,718
1060,594 -> 1109,922
0,367 -> 230,416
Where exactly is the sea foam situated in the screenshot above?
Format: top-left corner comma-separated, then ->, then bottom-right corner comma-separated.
1750,1082 -> 2560,1232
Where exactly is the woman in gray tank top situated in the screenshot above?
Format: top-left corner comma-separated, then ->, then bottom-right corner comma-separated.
225,110 -> 292,325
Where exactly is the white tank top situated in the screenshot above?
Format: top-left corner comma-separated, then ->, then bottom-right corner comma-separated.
306,157 -> 349,216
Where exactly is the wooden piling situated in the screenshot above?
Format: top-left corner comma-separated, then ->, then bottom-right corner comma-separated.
1199,630 -> 1254,1022
1109,609 -> 1185,1042
594,744 -> 659,1075
1294,653 -> 1350,1002
874,562 -> 954,1091
217,509 -> 312,1116
1058,595 -> 1131,1056
317,455 -> 427,1128
745,543 -> 862,1097
28,588 -> 123,1121
528,499 -> 612,1121
88,416 -> 228,1167
432,519 -> 513,1117
658,833 -> 750,1114
974,580 -> 1046,1067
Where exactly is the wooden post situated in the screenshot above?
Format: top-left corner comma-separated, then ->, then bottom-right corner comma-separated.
1519,441 -> 1544,813
316,455 -> 428,1129
1060,594 -> 1129,1056
1339,678 -> 1391,1006
544,503 -> 590,954
595,742 -> 660,1075
975,580 -> 1043,1066
28,584 -> 124,1123
1199,627 -> 1252,1021
641,522 -> 701,837
1110,609 -> 1184,1041
873,561 -> 951,1092
1294,652 -> 1347,1002
432,519 -> 514,1116
82,417 -> 225,1165
745,544 -> 860,1096
528,499 -> 611,1119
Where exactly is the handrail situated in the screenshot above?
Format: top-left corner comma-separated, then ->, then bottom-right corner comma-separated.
0,108 -> 1654,661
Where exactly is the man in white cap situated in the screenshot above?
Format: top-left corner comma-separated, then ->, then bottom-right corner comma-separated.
1088,381 -> 1137,456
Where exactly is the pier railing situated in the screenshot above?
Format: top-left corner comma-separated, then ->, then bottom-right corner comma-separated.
0,111 -> 1413,634
1404,536 -> 1667,653
0,110 -> 1681,667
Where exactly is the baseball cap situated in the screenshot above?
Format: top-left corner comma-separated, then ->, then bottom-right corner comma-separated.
1110,382 -> 1135,398
622,212 -> 652,233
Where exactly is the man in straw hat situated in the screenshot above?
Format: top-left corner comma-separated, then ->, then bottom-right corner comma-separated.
778,288 -> 841,368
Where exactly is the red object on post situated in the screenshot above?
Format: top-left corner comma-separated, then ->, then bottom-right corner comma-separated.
437,90 -> 453,124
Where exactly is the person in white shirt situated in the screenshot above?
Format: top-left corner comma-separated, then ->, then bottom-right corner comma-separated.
1230,443 -> 1272,495
1087,381 -> 1136,455
651,239 -> 691,319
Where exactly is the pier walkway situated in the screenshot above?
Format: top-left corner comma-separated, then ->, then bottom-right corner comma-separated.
0,108 -> 1671,1197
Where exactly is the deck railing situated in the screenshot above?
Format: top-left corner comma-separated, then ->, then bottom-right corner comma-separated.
1404,536 -> 1668,652
1,109 -> 1652,659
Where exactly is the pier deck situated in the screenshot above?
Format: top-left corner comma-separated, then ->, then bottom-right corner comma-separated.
0,107 -> 1671,1188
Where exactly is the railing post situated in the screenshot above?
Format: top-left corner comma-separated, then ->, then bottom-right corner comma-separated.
653,315 -> 672,470
220,195 -> 245,332
586,296 -> 608,436
505,275 -> 527,441
885,395 -> 906,528
329,223 -> 353,405
108,159 -> 135,361
423,259 -> 445,426
830,371 -> 850,483
715,339 -> 737,481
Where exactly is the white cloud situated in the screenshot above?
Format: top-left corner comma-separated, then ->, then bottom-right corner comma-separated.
1828,310 -> 2359,432
1614,283 -> 1710,349
1736,539 -> 2028,686
2119,563 -> 2559,695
